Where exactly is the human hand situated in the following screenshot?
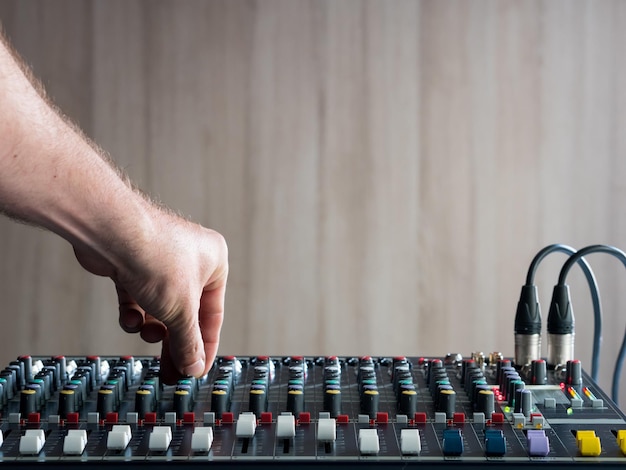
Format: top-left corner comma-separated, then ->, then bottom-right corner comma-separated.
72,207 -> 228,384
0,32 -> 227,384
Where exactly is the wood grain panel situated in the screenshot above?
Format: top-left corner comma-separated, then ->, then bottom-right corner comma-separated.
317,0 -> 421,355
418,0 -> 544,355
0,0 -> 104,358
1,0 -> 626,404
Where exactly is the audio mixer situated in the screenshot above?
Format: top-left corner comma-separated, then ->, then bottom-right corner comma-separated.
0,353 -> 625,468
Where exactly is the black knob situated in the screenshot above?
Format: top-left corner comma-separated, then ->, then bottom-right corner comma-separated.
502,371 -> 520,401
323,387 -> 341,417
515,388 -> 533,417
135,386 -> 156,418
9,362 -> 24,389
53,356 -> 67,384
393,367 -> 412,394
475,389 -> 494,417
496,359 -> 511,379
531,360 -> 547,385
174,389 -> 193,417
211,387 -> 230,418
178,378 -> 197,400
360,387 -> 379,418
566,359 -> 582,386
498,366 -> 515,390
469,378 -> 487,400
76,366 -> 95,393
114,359 -> 133,389
249,386 -> 267,416
392,357 -> 409,381
110,369 -> 128,392
437,388 -> 456,419
473,384 -> 490,405
97,387 -> 116,415
57,388 -> 76,418
176,383 -> 194,401
143,375 -> 161,402
31,377 -> 49,403
463,370 -> 479,393
86,356 -> 102,383
287,389 -> 304,417
18,356 -> 33,384
430,373 -> 449,395
69,375 -> 88,404
63,383 -> 82,409
398,385 -> 417,416
26,382 -> 44,409
460,359 -> 476,385
0,370 -> 15,399
434,383 -> 452,404
42,367 -> 58,393
104,379 -> 123,408
427,359 -> 444,384
43,363 -> 61,391
20,389 -> 38,415
508,380 -> 525,407
35,373 -> 53,400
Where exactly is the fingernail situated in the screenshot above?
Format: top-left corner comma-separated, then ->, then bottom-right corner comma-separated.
182,359 -> 205,378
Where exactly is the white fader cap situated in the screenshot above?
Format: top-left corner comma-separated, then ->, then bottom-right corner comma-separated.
317,418 -> 336,442
276,414 -> 296,439
63,429 -> 88,455
400,428 -> 421,455
358,428 -> 379,455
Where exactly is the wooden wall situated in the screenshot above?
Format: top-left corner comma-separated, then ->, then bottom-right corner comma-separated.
1,0 -> 626,404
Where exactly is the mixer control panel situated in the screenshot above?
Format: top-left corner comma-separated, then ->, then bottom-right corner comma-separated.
0,354 -> 625,468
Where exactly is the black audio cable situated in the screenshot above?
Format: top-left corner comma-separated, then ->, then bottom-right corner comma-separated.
516,244 -> 601,380
557,244 -> 626,404
614,320 -> 626,405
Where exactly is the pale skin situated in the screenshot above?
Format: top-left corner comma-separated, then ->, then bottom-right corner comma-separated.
0,33 -> 228,384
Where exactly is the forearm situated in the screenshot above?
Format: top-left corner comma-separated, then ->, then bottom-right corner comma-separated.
0,32 -> 228,380
0,35 -> 154,271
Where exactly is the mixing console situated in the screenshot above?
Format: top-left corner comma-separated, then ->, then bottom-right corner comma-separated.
0,353 -> 625,468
